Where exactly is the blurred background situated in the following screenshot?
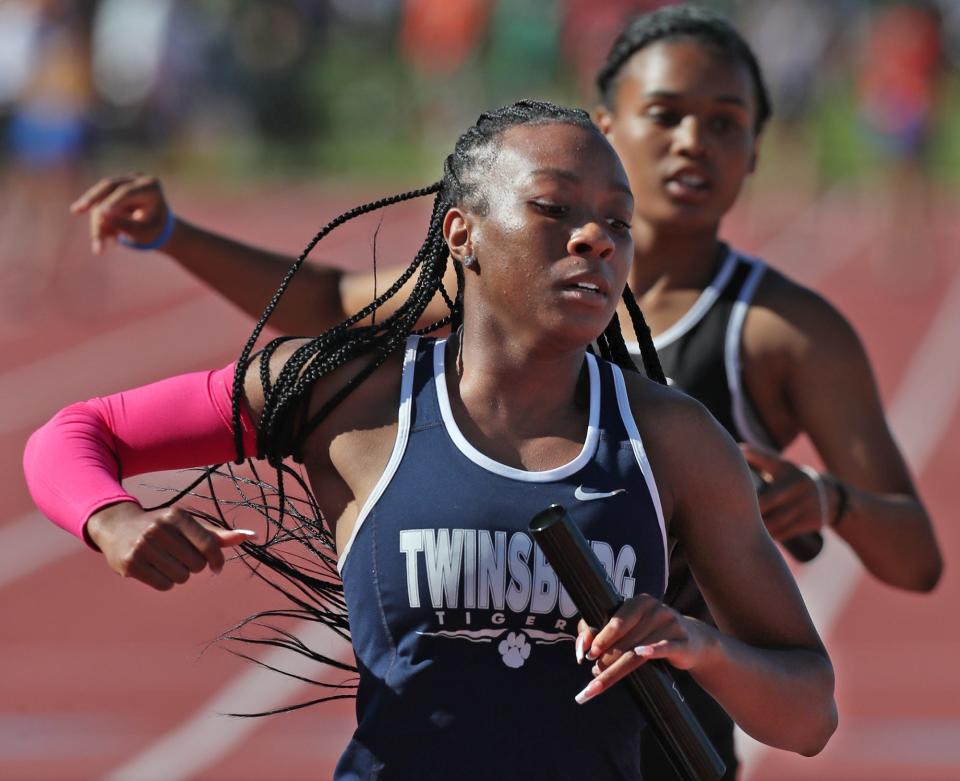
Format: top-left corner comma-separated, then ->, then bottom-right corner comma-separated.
4,0 -> 960,176
2,1 -> 958,779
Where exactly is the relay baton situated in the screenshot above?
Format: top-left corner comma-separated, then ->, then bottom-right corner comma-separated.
529,504 -> 725,781
749,467 -> 823,562
781,532 -> 824,562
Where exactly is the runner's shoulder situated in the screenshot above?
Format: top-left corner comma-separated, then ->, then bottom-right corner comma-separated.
619,367 -> 731,448
243,337 -> 404,432
747,262 -> 862,358
618,365 -> 745,515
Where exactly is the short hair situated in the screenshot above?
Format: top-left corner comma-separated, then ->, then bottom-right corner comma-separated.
596,5 -> 772,135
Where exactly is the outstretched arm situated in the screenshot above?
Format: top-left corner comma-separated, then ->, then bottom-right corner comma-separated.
745,284 -> 942,592
23,364 -> 264,589
579,388 -> 836,756
71,174 -> 455,334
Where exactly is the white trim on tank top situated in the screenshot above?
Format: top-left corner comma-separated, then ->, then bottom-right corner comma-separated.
610,364 -> 670,596
724,256 -> 776,449
337,335 -> 420,574
623,247 -> 740,357
434,339 -> 601,481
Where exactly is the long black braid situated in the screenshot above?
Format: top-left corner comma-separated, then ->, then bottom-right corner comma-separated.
228,183 -> 442,465
619,283 -> 667,384
187,99 -> 666,714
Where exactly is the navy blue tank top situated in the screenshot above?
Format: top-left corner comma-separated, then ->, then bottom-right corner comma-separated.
335,336 -> 668,780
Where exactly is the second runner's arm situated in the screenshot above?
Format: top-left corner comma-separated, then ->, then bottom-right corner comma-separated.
71,174 -> 454,334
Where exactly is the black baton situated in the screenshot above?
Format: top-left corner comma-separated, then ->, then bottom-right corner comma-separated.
782,532 -> 824,562
749,467 -> 824,562
529,504 -> 725,781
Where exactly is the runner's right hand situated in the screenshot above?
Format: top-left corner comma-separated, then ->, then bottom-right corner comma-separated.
71,174 -> 172,254
85,502 -> 256,591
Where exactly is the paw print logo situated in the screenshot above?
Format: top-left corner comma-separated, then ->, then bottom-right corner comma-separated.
498,631 -> 532,668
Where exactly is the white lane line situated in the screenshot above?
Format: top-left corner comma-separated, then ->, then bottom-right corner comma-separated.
0,513 -> 80,589
737,264 -> 960,776
0,295 -> 248,436
102,621 -> 353,781
885,266 -> 960,471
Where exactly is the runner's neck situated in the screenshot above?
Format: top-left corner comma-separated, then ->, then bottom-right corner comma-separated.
627,232 -> 729,339
629,223 -> 725,296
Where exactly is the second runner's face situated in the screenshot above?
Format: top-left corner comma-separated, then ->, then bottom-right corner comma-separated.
462,123 -> 635,350
598,39 -> 759,232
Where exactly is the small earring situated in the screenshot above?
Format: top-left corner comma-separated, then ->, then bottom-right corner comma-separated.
463,254 -> 477,269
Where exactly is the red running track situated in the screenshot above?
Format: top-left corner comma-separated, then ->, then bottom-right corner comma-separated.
2,184 -> 957,780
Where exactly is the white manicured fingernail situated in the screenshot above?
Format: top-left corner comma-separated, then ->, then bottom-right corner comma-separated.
634,645 -> 653,657
235,529 -> 257,536
591,663 -> 600,677
575,634 -> 585,664
575,681 -> 600,705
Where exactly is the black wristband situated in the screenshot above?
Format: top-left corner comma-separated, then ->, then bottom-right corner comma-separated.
830,478 -> 850,528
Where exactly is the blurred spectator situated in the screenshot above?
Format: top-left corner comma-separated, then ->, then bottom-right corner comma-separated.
855,1 -> 945,287
745,0 -> 834,198
91,0 -> 174,112
1,0 -> 97,321
938,0 -> 960,69
399,0 -> 490,76
5,0 -> 94,170
486,0 -> 561,105
748,0 -> 831,127
561,0 -> 676,99
224,1 -> 329,160
856,1 -> 943,168
0,0 -> 44,118
91,1 -> 329,166
399,0 -> 493,158
0,0 -> 956,209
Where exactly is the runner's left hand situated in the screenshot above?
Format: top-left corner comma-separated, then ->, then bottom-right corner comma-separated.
741,443 -> 827,541
573,594 -> 711,704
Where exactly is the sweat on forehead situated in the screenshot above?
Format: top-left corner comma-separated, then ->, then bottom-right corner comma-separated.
442,100 -> 599,212
449,118 -> 607,213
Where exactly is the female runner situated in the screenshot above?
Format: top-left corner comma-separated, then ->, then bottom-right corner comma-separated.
70,8 -> 938,777
28,101 -> 836,779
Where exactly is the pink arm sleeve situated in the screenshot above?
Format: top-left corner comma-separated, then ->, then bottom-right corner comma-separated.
23,364 -> 258,544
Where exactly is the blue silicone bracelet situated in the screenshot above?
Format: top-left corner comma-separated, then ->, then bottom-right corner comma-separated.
119,210 -> 176,251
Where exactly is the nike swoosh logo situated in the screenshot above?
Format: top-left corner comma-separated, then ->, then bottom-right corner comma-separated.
574,486 -> 626,501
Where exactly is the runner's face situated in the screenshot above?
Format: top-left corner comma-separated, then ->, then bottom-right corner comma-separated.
459,123 -> 634,349
598,39 -> 759,232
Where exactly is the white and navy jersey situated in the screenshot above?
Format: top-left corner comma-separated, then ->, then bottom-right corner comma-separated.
627,246 -> 776,450
335,335 -> 668,780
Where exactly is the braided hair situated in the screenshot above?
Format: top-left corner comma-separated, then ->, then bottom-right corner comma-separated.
191,99 -> 667,714
596,5 -> 772,135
